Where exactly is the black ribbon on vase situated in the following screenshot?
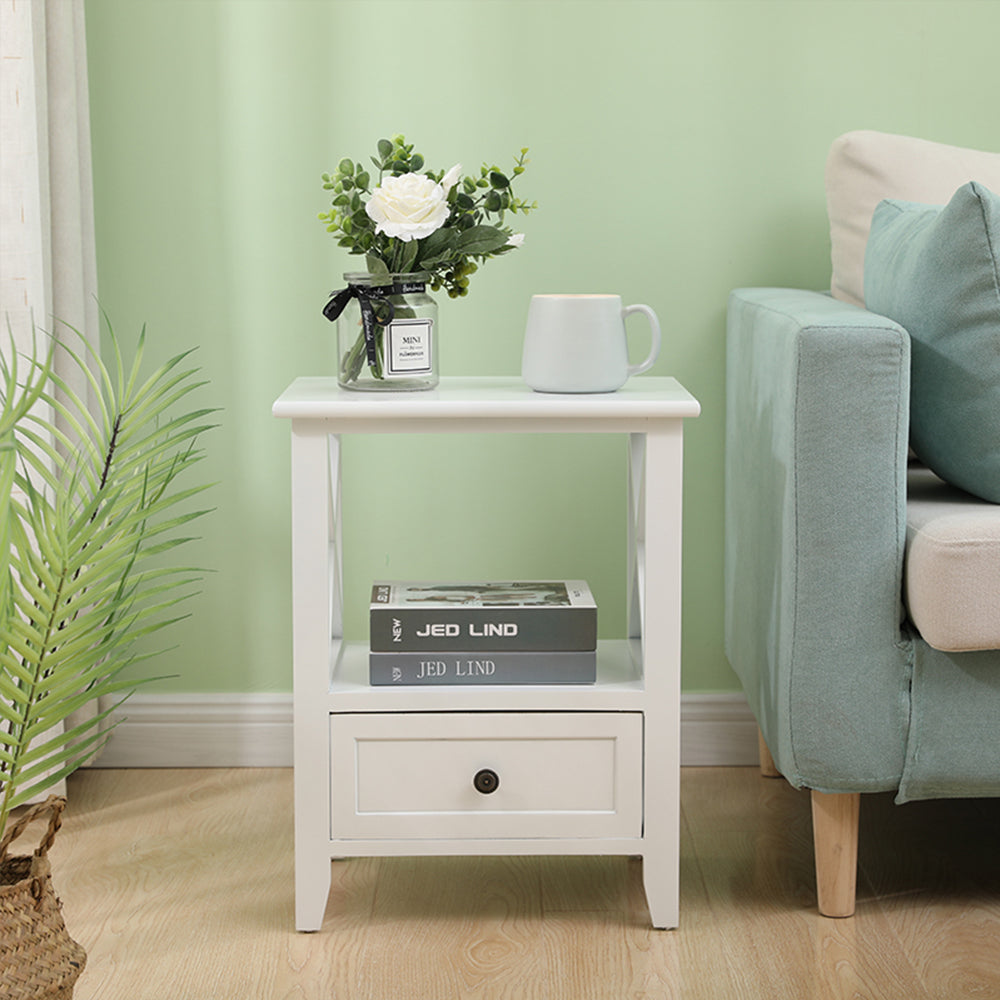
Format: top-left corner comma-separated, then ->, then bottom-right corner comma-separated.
322,280 -> 426,365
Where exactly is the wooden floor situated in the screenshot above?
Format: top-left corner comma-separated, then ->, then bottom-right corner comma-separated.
22,767 -> 1000,999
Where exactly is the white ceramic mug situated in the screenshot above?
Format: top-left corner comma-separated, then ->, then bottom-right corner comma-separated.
521,294 -> 662,393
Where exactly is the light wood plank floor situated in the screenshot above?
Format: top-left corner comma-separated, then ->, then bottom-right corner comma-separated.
21,767 -> 999,999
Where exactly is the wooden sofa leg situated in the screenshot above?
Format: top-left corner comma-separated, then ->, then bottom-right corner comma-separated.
757,728 -> 781,778
810,790 -> 860,917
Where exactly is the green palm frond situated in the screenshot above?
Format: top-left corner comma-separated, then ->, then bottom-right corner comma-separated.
2,332 -> 54,616
0,320 -> 214,835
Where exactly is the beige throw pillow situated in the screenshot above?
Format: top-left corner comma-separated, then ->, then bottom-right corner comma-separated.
825,130 -> 1000,306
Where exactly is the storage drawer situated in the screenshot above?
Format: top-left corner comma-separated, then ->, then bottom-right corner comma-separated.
330,711 -> 643,840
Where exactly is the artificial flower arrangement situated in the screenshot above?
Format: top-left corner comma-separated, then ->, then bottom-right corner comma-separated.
319,135 -> 535,387
320,134 -> 536,297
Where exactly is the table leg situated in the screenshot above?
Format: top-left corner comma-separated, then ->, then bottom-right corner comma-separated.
291,424 -> 336,931
639,425 -> 684,930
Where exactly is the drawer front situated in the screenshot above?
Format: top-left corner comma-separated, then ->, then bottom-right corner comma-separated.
330,712 -> 642,840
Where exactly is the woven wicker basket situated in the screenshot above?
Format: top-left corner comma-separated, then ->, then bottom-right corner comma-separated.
0,796 -> 86,1000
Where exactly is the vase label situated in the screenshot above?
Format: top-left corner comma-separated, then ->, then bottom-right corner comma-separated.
385,318 -> 433,376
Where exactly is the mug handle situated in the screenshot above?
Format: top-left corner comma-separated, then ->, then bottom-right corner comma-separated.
622,304 -> 662,377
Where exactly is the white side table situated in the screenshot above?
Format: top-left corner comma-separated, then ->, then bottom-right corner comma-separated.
273,376 -> 700,931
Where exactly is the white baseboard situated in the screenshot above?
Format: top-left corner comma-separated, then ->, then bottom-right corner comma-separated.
93,694 -> 294,769
678,693 -> 760,766
91,692 -> 759,769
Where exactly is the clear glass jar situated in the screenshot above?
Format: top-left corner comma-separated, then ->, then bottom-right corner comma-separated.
336,272 -> 439,391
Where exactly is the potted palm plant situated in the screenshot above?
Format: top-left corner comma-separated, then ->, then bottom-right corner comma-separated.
0,319 -> 213,999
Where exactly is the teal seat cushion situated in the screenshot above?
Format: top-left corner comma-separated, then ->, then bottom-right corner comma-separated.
864,181 -> 1000,503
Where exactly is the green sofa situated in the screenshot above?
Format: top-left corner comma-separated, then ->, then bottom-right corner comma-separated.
724,132 -> 1000,916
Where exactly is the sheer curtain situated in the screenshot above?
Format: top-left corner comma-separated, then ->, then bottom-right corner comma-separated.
1,0 -> 102,799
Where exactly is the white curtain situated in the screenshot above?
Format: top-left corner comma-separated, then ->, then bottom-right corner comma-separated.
1,0 -> 102,799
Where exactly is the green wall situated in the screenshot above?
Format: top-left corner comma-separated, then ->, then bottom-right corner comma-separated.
83,0 -> 1000,694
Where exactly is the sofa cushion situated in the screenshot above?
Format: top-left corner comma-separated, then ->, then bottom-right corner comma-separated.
863,181 -> 1000,503
825,130 -> 1000,307
905,466 -> 1000,652
865,182 -> 1000,503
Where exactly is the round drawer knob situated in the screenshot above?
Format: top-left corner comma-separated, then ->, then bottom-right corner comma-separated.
473,768 -> 500,795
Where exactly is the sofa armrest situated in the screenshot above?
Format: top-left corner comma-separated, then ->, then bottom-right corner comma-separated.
725,288 -> 913,792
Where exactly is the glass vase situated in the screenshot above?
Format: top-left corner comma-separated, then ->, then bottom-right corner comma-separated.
336,272 -> 439,391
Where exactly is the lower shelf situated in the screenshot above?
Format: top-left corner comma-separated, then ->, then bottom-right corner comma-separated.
325,639 -> 646,712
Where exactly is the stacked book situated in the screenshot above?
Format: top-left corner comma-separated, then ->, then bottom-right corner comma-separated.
368,580 -> 597,686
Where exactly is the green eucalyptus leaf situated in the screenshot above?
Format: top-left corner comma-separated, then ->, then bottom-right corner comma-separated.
366,254 -> 390,278
413,252 -> 449,269
421,227 -> 457,255
397,239 -> 419,274
377,138 -> 393,160
455,225 -> 509,255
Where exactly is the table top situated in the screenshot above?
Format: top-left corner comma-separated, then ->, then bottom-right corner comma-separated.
272,376 -> 700,423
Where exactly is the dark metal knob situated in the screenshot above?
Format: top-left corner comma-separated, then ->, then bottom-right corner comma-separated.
473,768 -> 500,795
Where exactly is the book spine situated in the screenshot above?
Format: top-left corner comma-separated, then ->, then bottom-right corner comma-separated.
369,651 -> 597,686
369,607 -> 597,652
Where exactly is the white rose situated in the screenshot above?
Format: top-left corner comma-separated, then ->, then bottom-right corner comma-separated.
507,233 -> 525,247
366,173 -> 449,242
